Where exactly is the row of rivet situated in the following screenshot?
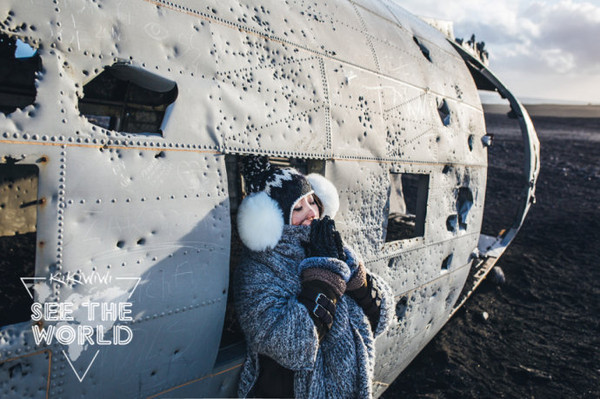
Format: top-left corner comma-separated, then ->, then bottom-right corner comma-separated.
317,57 -> 333,154
215,54 -> 319,78
0,131 -> 222,151
153,0 -> 352,65
366,231 -> 480,264
67,192 -> 213,206
55,146 -> 67,291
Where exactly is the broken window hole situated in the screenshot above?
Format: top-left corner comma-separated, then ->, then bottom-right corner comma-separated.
446,214 -> 458,232
385,172 -> 429,242
15,38 -> 37,59
445,288 -> 458,308
441,254 -> 453,271
457,187 -> 473,230
468,134 -> 474,151
79,63 -> 178,135
447,187 -> 473,233
0,34 -> 41,115
0,162 -> 38,327
387,258 -> 395,269
437,98 -> 451,126
395,296 -> 408,322
413,36 -> 432,62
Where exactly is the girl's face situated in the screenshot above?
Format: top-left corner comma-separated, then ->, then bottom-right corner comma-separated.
291,194 -> 320,226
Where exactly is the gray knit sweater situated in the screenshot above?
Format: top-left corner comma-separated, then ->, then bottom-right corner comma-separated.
234,225 -> 393,398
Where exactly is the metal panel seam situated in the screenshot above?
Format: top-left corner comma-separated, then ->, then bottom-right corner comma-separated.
143,0 -> 482,111
145,362 -> 243,399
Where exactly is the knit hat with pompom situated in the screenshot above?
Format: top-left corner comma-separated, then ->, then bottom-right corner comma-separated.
237,156 -> 339,251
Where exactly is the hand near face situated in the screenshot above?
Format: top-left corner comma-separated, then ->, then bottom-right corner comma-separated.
304,216 -> 347,261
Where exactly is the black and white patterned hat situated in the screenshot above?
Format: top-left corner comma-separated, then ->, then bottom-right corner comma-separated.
237,156 -> 339,251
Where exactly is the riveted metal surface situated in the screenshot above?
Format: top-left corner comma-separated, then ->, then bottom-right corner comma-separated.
327,66 -> 388,158
425,165 -> 485,244
41,304 -> 226,398
325,159 -> 389,257
0,350 -> 50,398
145,356 -> 242,399
170,0 -> 380,71
373,263 -> 471,389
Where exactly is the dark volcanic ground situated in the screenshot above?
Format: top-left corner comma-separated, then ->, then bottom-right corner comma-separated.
382,108 -> 600,398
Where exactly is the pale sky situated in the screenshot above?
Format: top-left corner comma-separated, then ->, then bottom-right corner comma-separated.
399,0 -> 600,104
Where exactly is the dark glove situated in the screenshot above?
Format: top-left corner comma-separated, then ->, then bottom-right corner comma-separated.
298,267 -> 346,340
346,259 -> 367,292
347,271 -> 382,334
303,216 -> 346,261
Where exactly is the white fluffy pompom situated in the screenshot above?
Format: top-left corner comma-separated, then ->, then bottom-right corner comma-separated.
237,192 -> 284,251
306,173 -> 339,219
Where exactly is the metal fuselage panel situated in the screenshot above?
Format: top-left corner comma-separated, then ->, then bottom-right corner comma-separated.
0,0 -> 486,397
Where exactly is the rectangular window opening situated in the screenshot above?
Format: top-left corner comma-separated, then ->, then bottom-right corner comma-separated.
385,172 -> 429,242
0,161 -> 38,327
79,64 -> 178,135
0,33 -> 41,115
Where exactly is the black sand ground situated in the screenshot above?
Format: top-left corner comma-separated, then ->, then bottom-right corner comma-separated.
382,106 -> 600,398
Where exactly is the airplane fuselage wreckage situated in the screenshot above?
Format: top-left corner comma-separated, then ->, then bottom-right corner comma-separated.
0,0 -> 539,397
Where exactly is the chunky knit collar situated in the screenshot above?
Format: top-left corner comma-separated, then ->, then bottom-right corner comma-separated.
268,225 -> 311,263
